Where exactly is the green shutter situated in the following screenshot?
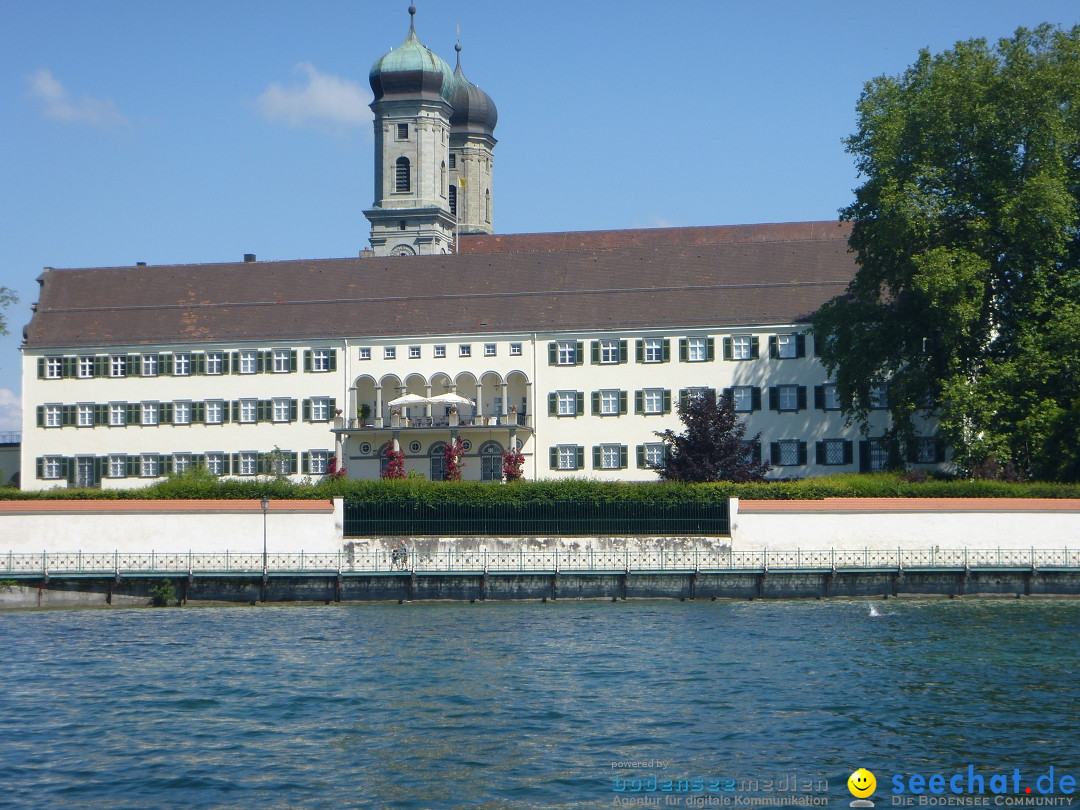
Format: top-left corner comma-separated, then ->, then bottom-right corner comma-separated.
706,338 -> 715,361
592,446 -> 601,469
575,447 -> 584,470
620,446 -> 628,469
290,350 -> 297,372
231,401 -> 240,422
619,391 -> 627,414
329,350 -> 337,372
635,340 -> 643,363
662,390 -> 671,414
193,402 -> 205,424
548,342 -> 557,365
301,452 -> 310,474
303,399 -> 311,421
750,336 -> 760,359
769,336 -> 779,358
679,338 -> 688,362
36,458 -> 43,479
635,390 -> 643,414
619,340 -> 628,364
328,397 -> 336,414
549,447 -> 558,469
36,406 -> 44,427
37,358 -> 45,379
723,338 -> 733,360
591,391 -> 600,415
637,446 -> 646,469
591,341 -> 599,364
575,392 -> 584,415
796,334 -> 806,358
304,350 -> 312,372
62,405 -> 75,426
548,393 -> 557,416
575,341 -> 584,365
290,399 -> 298,422
160,354 -> 173,375
662,339 -> 670,363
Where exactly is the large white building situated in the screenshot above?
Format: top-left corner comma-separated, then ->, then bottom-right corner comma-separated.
17,9 -> 942,491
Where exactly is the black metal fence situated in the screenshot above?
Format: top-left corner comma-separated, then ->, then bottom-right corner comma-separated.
343,499 -> 730,537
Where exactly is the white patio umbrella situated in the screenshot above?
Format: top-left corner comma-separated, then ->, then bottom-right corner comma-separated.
427,392 -> 473,406
387,393 -> 429,407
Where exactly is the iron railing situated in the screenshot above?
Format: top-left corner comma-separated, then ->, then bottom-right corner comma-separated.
2,547 -> 1076,578
343,499 -> 730,537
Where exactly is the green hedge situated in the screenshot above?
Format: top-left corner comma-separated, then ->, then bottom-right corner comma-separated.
2,472 -> 1080,503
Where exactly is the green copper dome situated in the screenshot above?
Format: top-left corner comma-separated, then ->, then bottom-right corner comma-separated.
369,7 -> 454,103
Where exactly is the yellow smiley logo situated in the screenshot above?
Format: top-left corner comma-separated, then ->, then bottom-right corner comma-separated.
848,768 -> 876,798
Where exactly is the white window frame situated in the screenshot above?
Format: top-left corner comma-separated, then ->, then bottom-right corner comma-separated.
312,349 -> 331,372
731,335 -> 753,360
776,334 -> 798,359
273,398 -> 291,423
459,344 -> 471,358
643,388 -> 664,415
45,357 -> 63,379
434,345 -> 446,358
309,450 -> 329,475
77,404 -> 94,428
174,401 -> 191,426
557,341 -> 576,365
777,385 -> 799,412
687,338 -> 707,362
822,383 -> 842,411
384,347 -> 396,360
599,339 -> 620,364
174,353 -> 191,376
870,385 -> 889,410
484,343 -> 496,357
239,350 -> 257,374
141,355 -> 159,377
239,399 -> 257,424
141,455 -> 159,478
108,455 -> 127,479
44,404 -> 62,428
644,443 -> 665,468
408,346 -> 421,359
109,403 -> 126,427
600,444 -> 622,469
509,343 -> 522,357
239,452 -> 258,476
206,400 -> 224,425
642,338 -> 663,363
43,456 -> 63,479
173,453 -> 192,474
599,390 -> 620,416
557,445 -> 578,470
311,397 -> 329,423
110,356 -> 126,378
79,356 -> 95,378
273,349 -> 291,373
141,402 -> 159,426
206,453 -> 224,476
732,387 -> 754,413
206,352 -> 223,375
359,347 -> 372,361
557,391 -> 577,416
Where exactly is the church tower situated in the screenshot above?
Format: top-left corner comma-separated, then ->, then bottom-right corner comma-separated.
365,7 -> 497,256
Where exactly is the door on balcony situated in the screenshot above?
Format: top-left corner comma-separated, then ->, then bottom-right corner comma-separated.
480,442 -> 502,482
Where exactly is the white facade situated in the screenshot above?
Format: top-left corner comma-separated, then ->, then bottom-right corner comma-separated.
19,320 -> 937,490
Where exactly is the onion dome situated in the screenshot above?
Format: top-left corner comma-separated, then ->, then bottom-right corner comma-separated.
369,6 -> 454,103
449,43 -> 498,135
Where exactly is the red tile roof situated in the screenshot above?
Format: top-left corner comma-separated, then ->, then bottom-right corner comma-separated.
737,498 -> 1080,513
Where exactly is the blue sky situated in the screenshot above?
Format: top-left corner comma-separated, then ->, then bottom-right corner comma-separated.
1,0 -> 1077,430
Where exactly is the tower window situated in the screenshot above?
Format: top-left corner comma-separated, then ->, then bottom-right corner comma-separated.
396,123 -> 408,140
449,185 -> 457,216
449,153 -> 456,169
395,157 -> 411,192
485,188 -> 491,222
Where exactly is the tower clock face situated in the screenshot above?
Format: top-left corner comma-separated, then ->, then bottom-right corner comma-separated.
390,244 -> 416,256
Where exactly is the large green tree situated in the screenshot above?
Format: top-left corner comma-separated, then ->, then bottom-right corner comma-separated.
0,287 -> 15,339
813,25 -> 1080,480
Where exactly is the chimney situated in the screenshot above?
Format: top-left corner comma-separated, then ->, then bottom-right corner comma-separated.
244,253 -> 256,263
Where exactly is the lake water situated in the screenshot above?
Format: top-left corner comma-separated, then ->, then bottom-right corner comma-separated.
1,598 -> 1077,809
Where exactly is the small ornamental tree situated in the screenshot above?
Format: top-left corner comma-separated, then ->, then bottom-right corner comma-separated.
502,446 -> 525,482
444,438 -> 466,481
325,456 -> 347,479
381,445 -> 406,479
654,390 -> 770,483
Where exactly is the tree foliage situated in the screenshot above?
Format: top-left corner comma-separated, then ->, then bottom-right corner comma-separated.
653,391 -> 770,483
0,287 -> 16,339
813,25 -> 1080,480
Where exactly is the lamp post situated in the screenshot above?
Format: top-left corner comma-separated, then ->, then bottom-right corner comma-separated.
260,496 -> 270,572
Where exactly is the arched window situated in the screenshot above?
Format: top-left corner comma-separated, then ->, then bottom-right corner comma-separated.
480,441 -> 503,482
485,188 -> 491,222
440,161 -> 446,197
396,157 -> 411,193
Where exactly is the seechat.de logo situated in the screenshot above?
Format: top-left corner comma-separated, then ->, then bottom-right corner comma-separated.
849,768 -> 877,807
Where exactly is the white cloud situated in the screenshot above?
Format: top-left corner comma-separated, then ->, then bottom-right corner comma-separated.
0,388 -> 21,433
27,68 -> 128,128
256,63 -> 372,129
